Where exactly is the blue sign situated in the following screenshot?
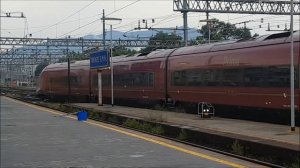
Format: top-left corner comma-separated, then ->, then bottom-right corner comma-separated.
90,50 -> 110,69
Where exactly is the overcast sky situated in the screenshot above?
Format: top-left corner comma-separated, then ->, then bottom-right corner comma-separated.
1,0 -> 299,39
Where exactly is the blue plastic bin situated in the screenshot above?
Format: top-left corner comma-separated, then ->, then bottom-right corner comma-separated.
77,111 -> 88,121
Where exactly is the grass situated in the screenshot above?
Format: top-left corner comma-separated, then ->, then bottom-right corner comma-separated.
123,118 -> 164,135
123,119 -> 141,129
231,140 -> 244,156
107,116 -> 119,124
177,129 -> 188,141
151,125 -> 164,135
291,158 -> 300,168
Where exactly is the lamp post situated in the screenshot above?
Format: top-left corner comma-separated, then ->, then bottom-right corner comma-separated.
290,0 -> 295,132
110,24 -> 114,106
101,11 -> 122,107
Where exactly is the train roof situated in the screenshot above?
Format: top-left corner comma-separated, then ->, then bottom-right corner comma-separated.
43,31 -> 299,71
171,31 -> 299,56
44,60 -> 90,71
115,49 -> 175,63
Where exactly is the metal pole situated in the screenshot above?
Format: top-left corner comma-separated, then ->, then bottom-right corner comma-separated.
110,25 -> 114,106
11,47 -> 14,86
67,38 -> 71,103
102,9 -> 106,49
81,38 -> 84,54
183,0 -> 188,46
290,0 -> 295,132
6,60 -> 9,86
31,66 -> 34,87
98,70 -> 102,106
206,12 -> 210,44
46,38 -> 50,63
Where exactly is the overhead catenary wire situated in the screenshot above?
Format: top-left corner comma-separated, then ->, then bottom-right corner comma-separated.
114,13 -> 182,30
2,14 -> 100,31
58,18 -> 99,38
106,0 -> 141,17
59,0 -> 142,38
31,0 -> 97,35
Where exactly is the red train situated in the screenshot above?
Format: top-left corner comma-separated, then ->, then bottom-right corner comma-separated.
37,31 -> 300,123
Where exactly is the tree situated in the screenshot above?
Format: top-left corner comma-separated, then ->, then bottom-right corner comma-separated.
57,51 -> 89,63
197,19 -> 253,44
141,31 -> 182,53
35,61 -> 49,76
112,46 -> 137,56
56,48 -> 137,64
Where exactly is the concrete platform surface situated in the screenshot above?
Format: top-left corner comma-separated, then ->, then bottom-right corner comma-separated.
74,103 -> 300,151
1,96 -> 267,168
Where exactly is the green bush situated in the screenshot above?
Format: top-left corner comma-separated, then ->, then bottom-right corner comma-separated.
177,129 -> 188,141
141,123 -> 153,132
151,125 -> 164,135
108,116 -> 119,124
89,112 -> 100,120
123,119 -> 141,129
231,140 -> 244,155
291,158 -> 300,168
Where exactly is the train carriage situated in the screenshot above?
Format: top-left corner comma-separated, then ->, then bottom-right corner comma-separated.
37,31 -> 300,124
167,31 -> 300,111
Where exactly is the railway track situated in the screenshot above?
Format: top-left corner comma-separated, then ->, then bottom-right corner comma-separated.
1,86 -> 40,101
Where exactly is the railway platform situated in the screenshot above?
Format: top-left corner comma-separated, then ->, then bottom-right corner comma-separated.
1,96 -> 266,168
73,103 -> 299,151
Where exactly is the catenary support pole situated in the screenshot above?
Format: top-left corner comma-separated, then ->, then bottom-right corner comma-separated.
183,0 -> 188,46
102,9 -> 106,49
67,38 -> 71,103
110,25 -> 114,106
98,70 -> 102,106
290,0 -> 295,132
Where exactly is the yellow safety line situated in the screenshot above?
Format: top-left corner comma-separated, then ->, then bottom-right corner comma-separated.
3,97 -> 247,168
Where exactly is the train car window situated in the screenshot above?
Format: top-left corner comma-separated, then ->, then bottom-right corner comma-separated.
172,66 -> 295,88
133,73 -> 143,86
222,69 -> 242,86
127,74 -> 134,86
172,69 -> 221,87
114,74 -> 120,86
297,67 -> 299,88
172,71 -> 187,86
244,67 -> 266,87
102,75 -> 111,86
202,70 -> 221,86
92,75 -> 98,87
70,76 -> 78,85
186,70 -> 202,86
114,72 -> 154,87
49,77 -> 66,86
266,66 -> 290,87
148,73 -> 154,86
